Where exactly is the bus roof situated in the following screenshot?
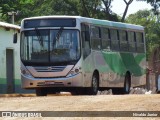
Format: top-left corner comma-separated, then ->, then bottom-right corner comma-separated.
22,16 -> 144,31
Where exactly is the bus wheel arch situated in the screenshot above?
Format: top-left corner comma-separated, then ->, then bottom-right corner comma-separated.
88,70 -> 99,95
123,71 -> 131,94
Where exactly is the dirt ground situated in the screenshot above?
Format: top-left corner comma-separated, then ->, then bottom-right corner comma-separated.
0,94 -> 160,120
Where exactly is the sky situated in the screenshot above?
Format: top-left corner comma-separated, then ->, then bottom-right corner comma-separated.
111,0 -> 152,17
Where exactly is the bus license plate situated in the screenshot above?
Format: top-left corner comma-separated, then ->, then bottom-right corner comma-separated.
45,81 -> 55,85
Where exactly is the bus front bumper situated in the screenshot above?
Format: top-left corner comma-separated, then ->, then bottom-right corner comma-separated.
21,73 -> 83,89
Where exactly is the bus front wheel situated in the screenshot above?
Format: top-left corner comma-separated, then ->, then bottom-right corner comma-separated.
36,88 -> 47,96
88,73 -> 99,95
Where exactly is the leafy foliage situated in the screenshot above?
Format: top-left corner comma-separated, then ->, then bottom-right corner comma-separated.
0,0 -> 34,23
127,10 -> 160,59
0,0 -> 120,24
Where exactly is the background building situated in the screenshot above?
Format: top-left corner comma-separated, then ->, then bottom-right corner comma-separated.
0,22 -> 33,93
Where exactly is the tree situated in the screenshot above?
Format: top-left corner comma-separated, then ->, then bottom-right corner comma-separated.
31,0 -> 119,21
145,0 -> 160,15
0,0 -> 119,24
79,0 -> 119,21
0,0 -> 34,24
127,10 -> 160,59
80,0 -> 92,17
146,0 -> 160,4
32,0 -> 80,16
101,0 -> 119,21
121,0 -> 133,22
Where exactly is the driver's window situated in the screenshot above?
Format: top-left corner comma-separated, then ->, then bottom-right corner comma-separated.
81,23 -> 91,59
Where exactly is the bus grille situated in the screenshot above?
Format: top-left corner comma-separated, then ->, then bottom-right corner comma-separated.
33,66 -> 66,72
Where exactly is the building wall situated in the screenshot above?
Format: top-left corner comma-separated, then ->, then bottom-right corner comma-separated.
0,26 -> 34,93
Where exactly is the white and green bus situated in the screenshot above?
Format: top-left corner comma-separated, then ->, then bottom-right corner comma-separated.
14,16 -> 146,96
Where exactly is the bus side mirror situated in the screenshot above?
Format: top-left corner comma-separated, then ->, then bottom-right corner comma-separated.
13,33 -> 17,43
85,31 -> 90,41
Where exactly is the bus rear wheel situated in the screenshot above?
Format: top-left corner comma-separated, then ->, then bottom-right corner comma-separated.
88,73 -> 99,95
36,88 -> 47,96
123,73 -> 131,94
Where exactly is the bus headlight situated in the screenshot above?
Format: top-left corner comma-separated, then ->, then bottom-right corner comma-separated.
21,68 -> 32,78
66,67 -> 81,77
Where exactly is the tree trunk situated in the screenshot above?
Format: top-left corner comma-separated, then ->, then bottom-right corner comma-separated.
121,4 -> 129,22
101,0 -> 112,20
121,0 -> 133,22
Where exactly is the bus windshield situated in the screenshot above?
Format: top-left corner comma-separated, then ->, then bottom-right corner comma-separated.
21,29 -> 80,65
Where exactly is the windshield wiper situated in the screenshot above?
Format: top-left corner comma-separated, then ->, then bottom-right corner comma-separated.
56,27 -> 63,41
53,27 -> 63,47
35,28 -> 44,47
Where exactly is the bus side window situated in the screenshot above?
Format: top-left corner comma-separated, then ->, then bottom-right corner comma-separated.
81,23 -> 91,59
128,31 -> 136,52
119,30 -> 128,52
136,32 -> 144,53
101,28 -> 111,50
91,26 -> 101,50
110,29 -> 119,51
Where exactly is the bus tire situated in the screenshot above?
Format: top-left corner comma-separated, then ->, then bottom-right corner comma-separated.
123,73 -> 131,94
88,73 -> 99,95
36,88 -> 47,96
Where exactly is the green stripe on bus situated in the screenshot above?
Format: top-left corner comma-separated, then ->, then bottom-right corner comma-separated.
102,52 -> 126,75
102,52 -> 145,76
92,19 -> 110,26
135,54 -> 146,64
111,22 -> 126,29
91,19 -> 127,29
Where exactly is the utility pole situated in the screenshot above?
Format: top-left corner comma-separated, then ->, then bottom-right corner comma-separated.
7,11 -> 18,24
